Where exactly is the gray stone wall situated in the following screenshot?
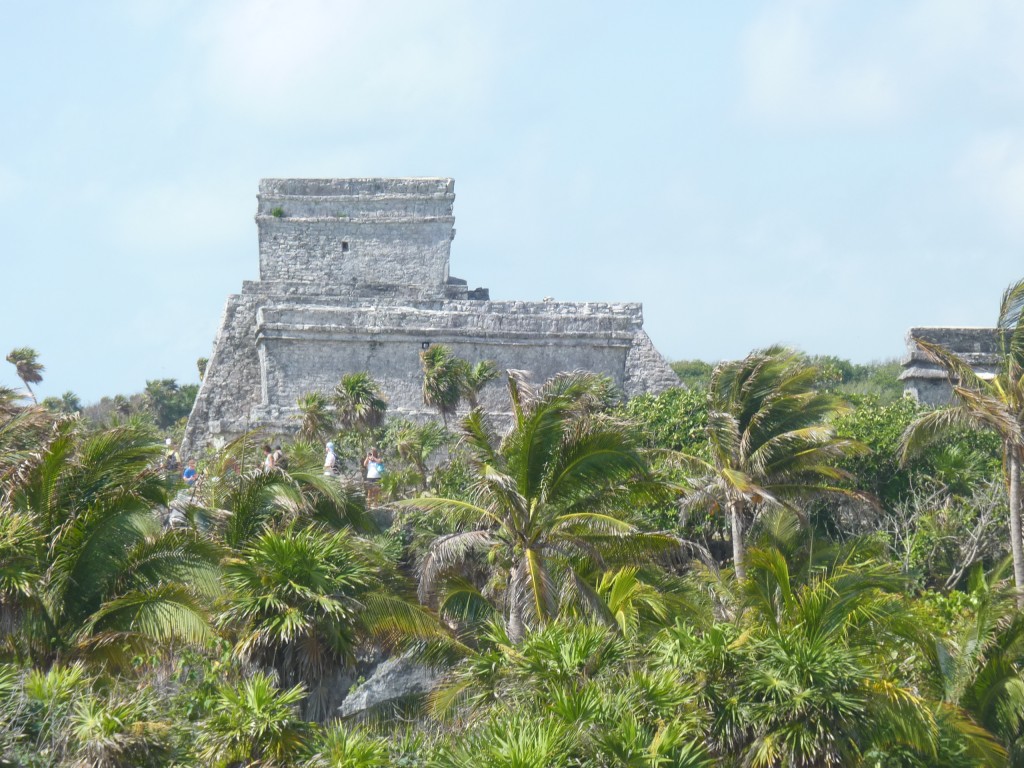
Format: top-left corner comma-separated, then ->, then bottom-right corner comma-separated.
256,178 -> 456,298
900,327 -> 1002,405
181,179 -> 678,456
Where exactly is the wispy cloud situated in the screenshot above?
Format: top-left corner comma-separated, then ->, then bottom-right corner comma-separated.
188,0 -> 499,124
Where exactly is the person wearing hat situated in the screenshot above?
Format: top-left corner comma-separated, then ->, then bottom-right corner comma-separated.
323,441 -> 338,476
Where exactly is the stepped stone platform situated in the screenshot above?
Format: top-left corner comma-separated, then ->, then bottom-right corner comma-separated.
900,327 -> 1002,405
182,178 -> 678,456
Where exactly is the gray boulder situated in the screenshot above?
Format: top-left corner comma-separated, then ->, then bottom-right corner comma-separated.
339,654 -> 442,718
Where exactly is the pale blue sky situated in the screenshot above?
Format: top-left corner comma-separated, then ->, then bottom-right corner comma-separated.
3,0 -> 1024,403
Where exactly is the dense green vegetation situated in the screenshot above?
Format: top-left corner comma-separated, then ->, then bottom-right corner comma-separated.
5,295 -> 1024,767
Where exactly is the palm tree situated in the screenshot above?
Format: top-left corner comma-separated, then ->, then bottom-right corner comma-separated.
296,391 -> 335,443
0,414 -> 229,671
220,523 -> 459,720
193,458 -> 377,547
420,345 -> 463,426
391,419 -> 449,491
901,278 -> 1024,604
59,391 -> 82,414
43,391 -> 83,415
682,346 -> 866,580
307,725 -> 391,768
0,418 -> 221,666
459,359 -> 499,410
221,524 -> 381,719
333,372 -> 387,437
717,546 -> 1003,765
6,347 -> 43,404
196,673 -> 310,768
0,385 -> 23,416
915,562 -> 1024,763
430,620 -> 713,766
143,378 -> 180,428
112,394 -> 132,418
408,371 -> 680,642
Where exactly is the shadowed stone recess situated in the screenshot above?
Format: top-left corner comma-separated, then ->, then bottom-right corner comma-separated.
182,178 -> 677,455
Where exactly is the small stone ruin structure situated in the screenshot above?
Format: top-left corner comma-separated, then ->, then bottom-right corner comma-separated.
900,327 -> 1002,405
182,179 -> 677,455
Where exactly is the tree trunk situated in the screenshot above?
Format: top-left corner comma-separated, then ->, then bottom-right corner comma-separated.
506,560 -> 528,643
1008,445 -> 1024,608
730,498 -> 746,582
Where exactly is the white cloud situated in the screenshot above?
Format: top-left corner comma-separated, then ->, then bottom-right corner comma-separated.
189,0 -> 498,124
956,131 -> 1024,240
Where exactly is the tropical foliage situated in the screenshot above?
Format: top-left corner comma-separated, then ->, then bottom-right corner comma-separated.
7,278 -> 1024,767
682,346 -> 866,579
901,277 -> 1024,602
5,347 -> 43,404
407,371 -> 680,641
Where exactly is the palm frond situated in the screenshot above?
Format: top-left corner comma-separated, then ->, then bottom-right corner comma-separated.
899,406 -> 995,465
418,530 -> 494,604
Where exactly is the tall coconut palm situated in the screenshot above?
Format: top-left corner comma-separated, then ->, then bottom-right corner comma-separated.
408,371 -> 680,642
901,278 -> 1024,604
459,359 -> 499,410
420,345 -> 463,426
332,372 -> 387,437
6,347 -> 44,404
295,391 -> 335,443
682,346 -> 866,580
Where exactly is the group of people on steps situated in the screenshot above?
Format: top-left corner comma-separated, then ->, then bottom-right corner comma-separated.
324,441 -> 384,504
163,439 -> 385,503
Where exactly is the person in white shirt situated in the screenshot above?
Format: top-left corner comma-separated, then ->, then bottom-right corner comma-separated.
323,441 -> 338,476
363,447 -> 383,504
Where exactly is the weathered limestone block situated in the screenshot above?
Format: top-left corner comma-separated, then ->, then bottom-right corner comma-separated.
182,179 -> 677,456
900,327 -> 1002,406
337,654 -> 442,719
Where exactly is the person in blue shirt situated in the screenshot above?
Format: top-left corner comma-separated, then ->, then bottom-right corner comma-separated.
182,459 -> 198,487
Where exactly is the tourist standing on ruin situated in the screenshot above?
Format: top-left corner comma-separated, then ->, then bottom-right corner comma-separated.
182,459 -> 198,487
272,444 -> 289,470
323,441 -> 338,476
163,438 -> 180,473
363,447 -> 384,504
262,444 -> 274,471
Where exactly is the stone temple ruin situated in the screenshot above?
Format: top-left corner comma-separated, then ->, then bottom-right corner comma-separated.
900,327 -> 1005,405
182,179 -> 678,455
